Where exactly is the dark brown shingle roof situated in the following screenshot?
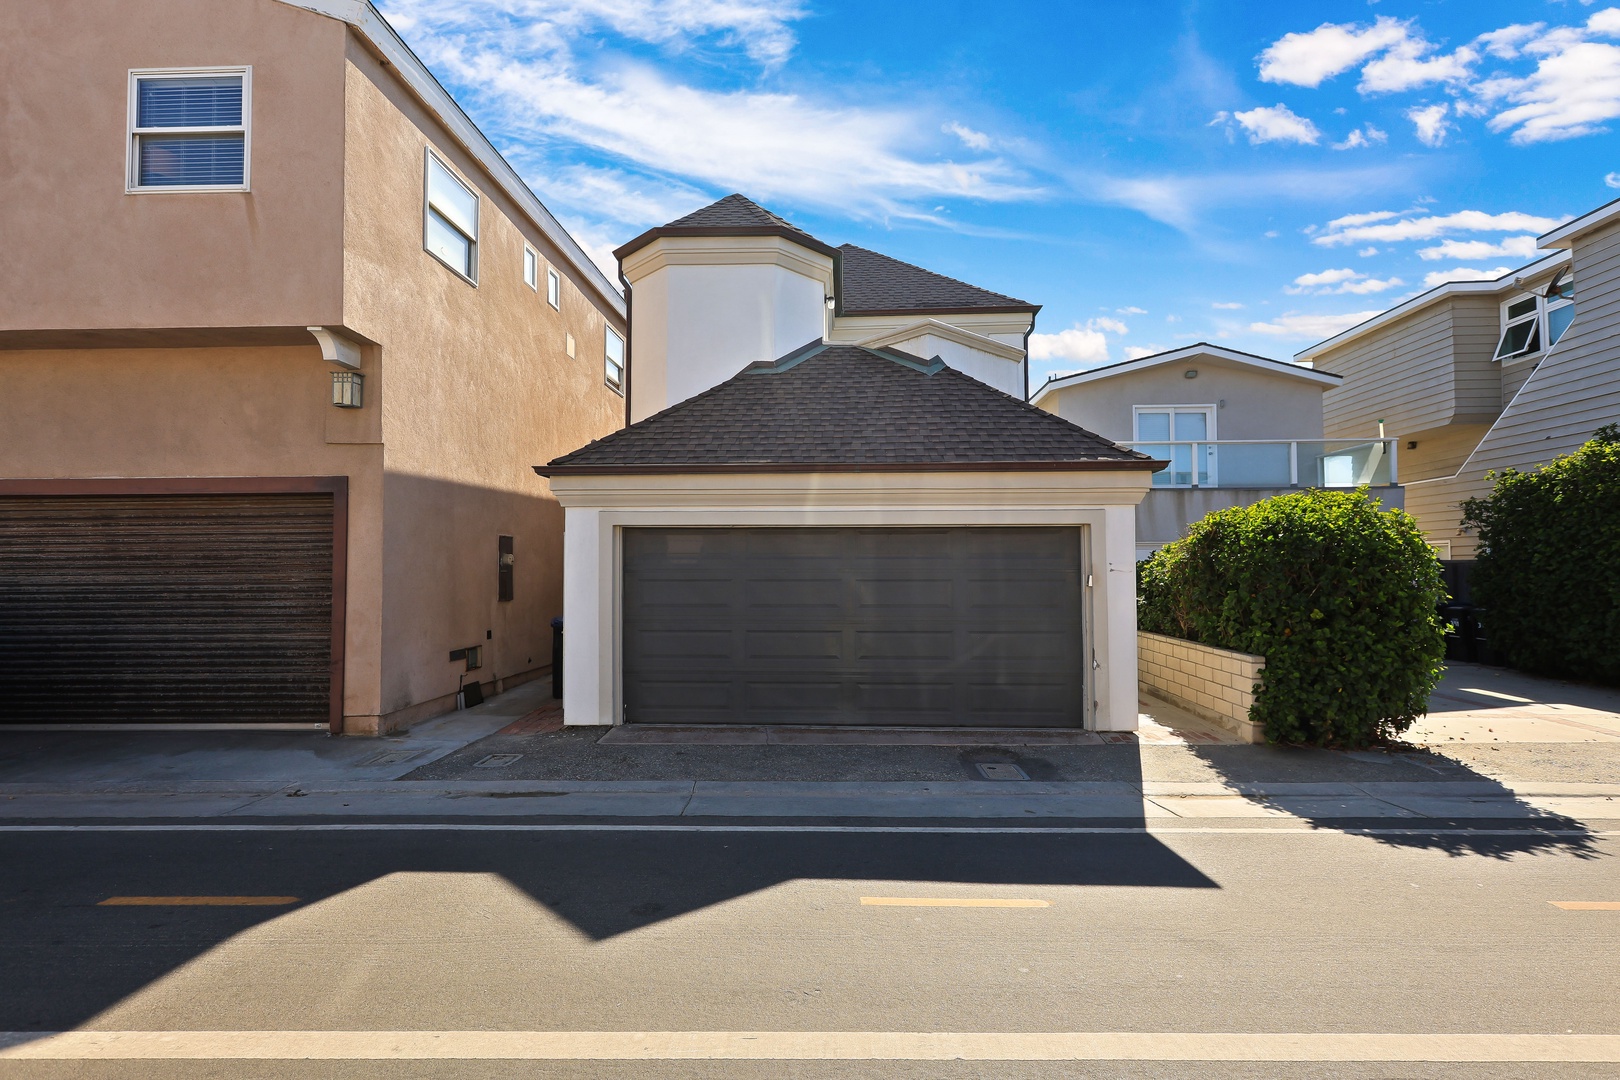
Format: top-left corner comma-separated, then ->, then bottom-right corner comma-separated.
614,194 -> 839,261
837,244 -> 1037,316
539,343 -> 1154,475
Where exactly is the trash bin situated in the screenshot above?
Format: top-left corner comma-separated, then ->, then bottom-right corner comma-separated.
551,617 -> 563,699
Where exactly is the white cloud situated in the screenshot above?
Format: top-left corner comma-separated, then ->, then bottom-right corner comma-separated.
1313,209 -> 1566,246
1357,246 -> 1380,256
1232,104 -> 1321,144
1327,209 -> 1400,229
943,122 -> 991,151
1211,301 -> 1245,309
1248,310 -> 1385,338
1476,24 -> 1546,61
1423,266 -> 1513,288
1286,268 -> 1404,295
1117,306 -> 1148,315
1416,235 -> 1540,261
1258,18 -> 1409,87
1608,171 -> 1620,188
1332,124 -> 1388,149
376,0 -> 1034,227
1478,26 -> 1620,144
1407,103 -> 1453,146
1360,41 -> 1477,94
1028,318 -> 1129,365
1125,345 -> 1168,361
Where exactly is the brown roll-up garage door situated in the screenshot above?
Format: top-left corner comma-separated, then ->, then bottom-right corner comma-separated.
622,526 -> 1085,727
0,492 -> 338,725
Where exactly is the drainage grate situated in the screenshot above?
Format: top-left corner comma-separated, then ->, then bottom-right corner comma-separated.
473,753 -> 524,768
976,762 -> 1029,781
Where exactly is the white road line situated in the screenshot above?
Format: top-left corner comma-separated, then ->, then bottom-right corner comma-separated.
3,1030 -> 1619,1062
0,835 -> 1607,841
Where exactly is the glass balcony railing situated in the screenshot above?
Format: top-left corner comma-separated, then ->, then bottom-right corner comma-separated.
1122,439 -> 1399,489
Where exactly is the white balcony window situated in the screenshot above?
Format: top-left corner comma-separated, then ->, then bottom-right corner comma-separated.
127,68 -> 250,192
424,151 -> 479,283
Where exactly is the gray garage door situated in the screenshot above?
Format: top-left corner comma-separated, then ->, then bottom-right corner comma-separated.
622,527 -> 1085,727
0,493 -> 336,726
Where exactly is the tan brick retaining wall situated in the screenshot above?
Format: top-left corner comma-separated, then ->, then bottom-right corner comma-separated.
1138,631 -> 1266,743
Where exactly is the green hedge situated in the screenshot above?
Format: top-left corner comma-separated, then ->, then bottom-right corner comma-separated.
1460,425 -> 1620,685
1139,488 -> 1446,746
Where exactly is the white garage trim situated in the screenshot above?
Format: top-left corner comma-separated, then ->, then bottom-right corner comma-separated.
551,470 -> 1148,732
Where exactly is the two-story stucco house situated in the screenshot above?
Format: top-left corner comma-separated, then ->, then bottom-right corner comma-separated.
0,0 -> 627,733
539,196 -> 1160,734
1302,199 -> 1609,560
1032,344 -> 1399,558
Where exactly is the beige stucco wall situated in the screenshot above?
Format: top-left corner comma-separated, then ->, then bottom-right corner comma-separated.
339,41 -> 627,728
1040,358 -> 1326,444
0,0 -> 347,334
1138,631 -> 1265,743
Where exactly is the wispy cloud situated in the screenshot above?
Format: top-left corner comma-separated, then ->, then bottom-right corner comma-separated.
1312,209 -> 1566,246
1028,318 -> 1130,367
1249,310 -> 1384,339
1417,236 -> 1540,261
1258,17 -> 1409,88
1286,268 -> 1404,295
1406,103 -> 1452,147
1214,104 -> 1322,145
1423,266 -> 1513,288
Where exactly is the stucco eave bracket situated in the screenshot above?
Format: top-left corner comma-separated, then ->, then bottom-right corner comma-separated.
307,326 -> 362,369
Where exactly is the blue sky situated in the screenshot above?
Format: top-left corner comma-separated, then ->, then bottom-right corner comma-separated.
375,0 -> 1620,384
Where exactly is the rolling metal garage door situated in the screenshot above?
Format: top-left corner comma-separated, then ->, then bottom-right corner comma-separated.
0,493 -> 337,725
622,527 -> 1085,727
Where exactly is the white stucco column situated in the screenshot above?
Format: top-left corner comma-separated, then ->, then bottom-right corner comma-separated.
1094,502 -> 1140,731
561,506 -> 609,725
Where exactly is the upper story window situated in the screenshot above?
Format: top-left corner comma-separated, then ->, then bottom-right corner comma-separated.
1546,274 -> 1575,347
523,245 -> 539,290
424,151 -> 478,283
127,68 -> 250,192
605,327 -> 625,392
1495,296 -> 1540,361
547,267 -> 562,310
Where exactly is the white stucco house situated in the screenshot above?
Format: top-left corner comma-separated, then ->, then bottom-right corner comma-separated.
1032,344 -> 1400,559
537,195 -> 1161,733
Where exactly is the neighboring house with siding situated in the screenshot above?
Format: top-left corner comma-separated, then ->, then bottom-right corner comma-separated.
0,0 -> 627,733
1031,345 -> 1398,558
1301,199 -> 1606,559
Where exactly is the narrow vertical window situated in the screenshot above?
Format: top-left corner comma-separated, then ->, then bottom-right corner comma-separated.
605,327 -> 625,392
127,68 -> 250,192
547,267 -> 561,309
523,245 -> 538,290
424,151 -> 479,283
498,536 -> 514,602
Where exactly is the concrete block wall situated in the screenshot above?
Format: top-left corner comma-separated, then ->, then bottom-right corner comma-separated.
1139,631 -> 1266,743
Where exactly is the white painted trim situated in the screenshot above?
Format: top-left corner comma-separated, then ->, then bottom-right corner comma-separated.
1537,197 -> 1620,249
305,326 -> 362,368
852,318 -> 1026,363
619,234 -> 836,291
1032,345 -> 1337,407
522,244 -> 538,291
423,148 -> 478,285
271,0 -> 624,317
1294,251 -> 1571,361
547,267 -> 561,310
551,470 -> 1151,734
125,66 -> 252,194
604,326 -> 625,393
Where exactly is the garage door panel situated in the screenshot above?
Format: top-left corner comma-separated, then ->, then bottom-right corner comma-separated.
0,492 -> 336,725
623,526 -> 1084,727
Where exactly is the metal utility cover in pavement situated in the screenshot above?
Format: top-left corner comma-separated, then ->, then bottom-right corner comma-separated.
474,754 -> 523,768
976,763 -> 1029,780
364,749 -> 430,767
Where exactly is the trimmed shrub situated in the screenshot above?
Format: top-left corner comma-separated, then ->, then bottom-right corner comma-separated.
1139,488 -> 1446,746
1460,425 -> 1620,685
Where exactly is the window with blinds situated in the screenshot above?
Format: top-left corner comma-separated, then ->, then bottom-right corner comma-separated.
127,69 -> 250,191
424,151 -> 479,283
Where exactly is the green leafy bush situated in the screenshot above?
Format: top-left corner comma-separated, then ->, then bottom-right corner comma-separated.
1139,488 -> 1446,746
1460,425 -> 1620,685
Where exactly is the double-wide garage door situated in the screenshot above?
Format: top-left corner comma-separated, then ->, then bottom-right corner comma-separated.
622,527 -> 1085,727
0,493 -> 337,726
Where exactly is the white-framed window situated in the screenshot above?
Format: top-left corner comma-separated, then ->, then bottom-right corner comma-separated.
126,67 -> 250,192
424,150 -> 479,283
546,267 -> 561,310
605,327 -> 625,392
1546,274 -> 1574,347
1494,294 -> 1541,361
1134,405 -> 1216,487
523,244 -> 538,290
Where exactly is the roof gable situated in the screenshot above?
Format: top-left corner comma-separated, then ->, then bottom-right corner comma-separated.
1032,343 -> 1339,406
837,245 -> 1037,316
614,194 -> 838,261
540,343 -> 1152,474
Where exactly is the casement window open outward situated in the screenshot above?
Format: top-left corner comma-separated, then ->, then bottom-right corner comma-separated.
127,68 -> 250,192
424,151 -> 479,283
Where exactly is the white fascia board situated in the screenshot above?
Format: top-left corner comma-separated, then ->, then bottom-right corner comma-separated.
850,318 -> 1026,363
1537,197 -> 1620,250
1031,343 -> 1338,407
274,0 -> 625,318
1295,250 -> 1571,362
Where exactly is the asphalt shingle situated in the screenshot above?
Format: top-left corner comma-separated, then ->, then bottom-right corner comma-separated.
837,244 -> 1037,316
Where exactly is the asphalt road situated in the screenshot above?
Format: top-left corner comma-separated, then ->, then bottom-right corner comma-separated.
1,823 -> 1617,1079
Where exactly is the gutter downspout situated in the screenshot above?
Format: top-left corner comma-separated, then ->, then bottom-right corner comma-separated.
618,265 -> 633,428
1022,315 -> 1035,402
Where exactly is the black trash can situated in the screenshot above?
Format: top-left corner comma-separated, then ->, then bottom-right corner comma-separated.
551,617 -> 563,699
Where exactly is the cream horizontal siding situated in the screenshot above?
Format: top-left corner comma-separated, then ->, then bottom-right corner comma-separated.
1449,296 -> 1506,421
1321,301 -> 1486,439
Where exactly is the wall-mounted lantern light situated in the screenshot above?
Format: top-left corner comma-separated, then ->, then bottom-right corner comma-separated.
332,371 -> 364,408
